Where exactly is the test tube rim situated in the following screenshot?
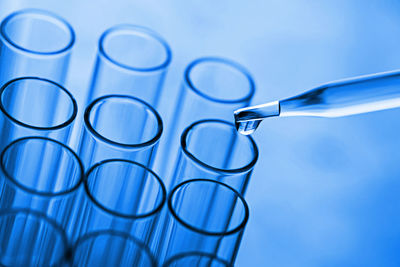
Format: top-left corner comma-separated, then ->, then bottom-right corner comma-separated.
0,136 -> 85,197
99,24 -> 172,72
168,178 -> 249,236
0,8 -> 75,56
163,252 -> 232,267
181,119 -> 258,174
0,76 -> 78,131
184,57 -> 255,104
84,94 -> 163,149
0,208 -> 69,267
71,230 -> 158,267
84,158 -> 167,219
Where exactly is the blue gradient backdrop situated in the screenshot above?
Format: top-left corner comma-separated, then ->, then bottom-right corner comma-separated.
1,1 -> 400,266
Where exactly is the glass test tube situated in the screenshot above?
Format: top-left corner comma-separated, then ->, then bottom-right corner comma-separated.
158,179 -> 249,265
0,77 -> 77,150
0,137 -> 84,231
87,24 -> 171,107
71,230 -> 157,267
0,209 -> 68,267
73,159 -> 166,245
172,119 -> 258,194
163,252 -> 231,267
0,9 -> 75,86
155,57 -> 255,185
78,95 -> 163,170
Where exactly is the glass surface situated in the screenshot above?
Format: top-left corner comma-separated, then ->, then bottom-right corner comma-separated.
0,209 -> 68,267
87,24 -> 171,107
0,137 -> 84,232
172,119 -> 258,194
154,57 -> 255,188
0,77 -> 77,149
72,230 -> 157,267
78,94 -> 162,171
158,179 -> 248,265
72,159 -> 166,246
0,9 -> 74,85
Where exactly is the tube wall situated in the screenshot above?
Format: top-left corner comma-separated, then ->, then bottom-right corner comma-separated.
0,77 -> 77,150
155,57 -> 255,186
0,209 -> 68,267
78,94 -> 162,170
158,179 -> 249,265
87,24 -> 171,107
172,119 -> 258,194
0,137 -> 84,232
0,9 -> 75,86
72,159 -> 166,246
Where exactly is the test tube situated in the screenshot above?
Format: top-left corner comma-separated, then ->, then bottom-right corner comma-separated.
0,209 -> 68,267
158,179 -> 249,265
87,24 -> 171,107
78,95 -> 163,170
172,119 -> 258,194
73,159 -> 166,245
0,137 -> 84,230
0,9 -> 75,86
71,230 -> 158,267
0,77 -> 78,149
155,57 -> 255,184
163,252 -> 231,267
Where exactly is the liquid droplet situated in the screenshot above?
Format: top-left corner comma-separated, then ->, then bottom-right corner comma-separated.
235,120 -> 261,135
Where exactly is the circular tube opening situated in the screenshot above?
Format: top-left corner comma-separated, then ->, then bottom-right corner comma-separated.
0,77 -> 77,130
169,179 -> 249,236
181,119 -> 258,174
85,95 -> 162,148
0,209 -> 68,267
72,230 -> 157,267
164,252 -> 231,267
1,137 -> 84,196
184,57 -> 255,104
85,159 -> 166,219
0,9 -> 75,55
99,24 -> 171,71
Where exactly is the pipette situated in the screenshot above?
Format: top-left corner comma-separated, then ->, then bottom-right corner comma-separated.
234,69 -> 400,135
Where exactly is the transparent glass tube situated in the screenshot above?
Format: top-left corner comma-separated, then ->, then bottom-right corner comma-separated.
0,137 -> 84,231
0,209 -> 68,267
0,77 -> 78,150
158,179 -> 249,265
78,95 -> 163,171
155,57 -> 255,185
86,24 -> 171,107
71,230 -> 157,267
163,252 -> 231,267
171,119 -> 258,194
73,159 -> 166,246
0,9 -> 75,86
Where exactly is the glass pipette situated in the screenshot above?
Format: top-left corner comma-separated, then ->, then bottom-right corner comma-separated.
234,69 -> 400,135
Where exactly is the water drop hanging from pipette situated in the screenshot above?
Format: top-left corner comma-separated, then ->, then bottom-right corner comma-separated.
234,69 -> 400,135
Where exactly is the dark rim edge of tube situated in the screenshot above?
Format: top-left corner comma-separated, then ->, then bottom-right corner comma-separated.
98,24 -> 172,72
0,136 -> 84,197
163,252 -> 232,267
0,8 -> 75,56
0,208 -> 69,267
0,77 -> 78,131
181,119 -> 258,174
168,178 -> 249,236
71,230 -> 158,267
84,159 -> 167,219
184,57 -> 255,104
84,94 -> 163,149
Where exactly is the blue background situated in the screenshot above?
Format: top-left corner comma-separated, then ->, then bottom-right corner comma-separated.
1,0 -> 400,266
